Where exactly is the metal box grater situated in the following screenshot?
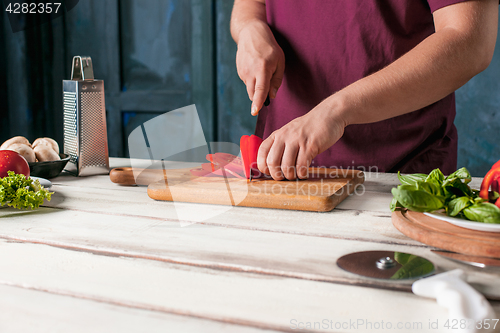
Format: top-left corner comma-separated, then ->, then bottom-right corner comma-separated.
63,56 -> 109,176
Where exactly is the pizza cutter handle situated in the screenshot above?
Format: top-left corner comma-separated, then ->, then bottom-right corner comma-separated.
412,269 -> 496,333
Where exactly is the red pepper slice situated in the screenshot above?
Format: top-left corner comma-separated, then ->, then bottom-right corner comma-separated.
191,153 -> 246,178
206,154 -> 216,172
240,135 -> 263,180
211,153 -> 245,176
492,174 -> 500,194
479,159 -> 500,199
191,165 -> 244,178
212,153 -> 241,165
215,153 -> 242,166
492,175 -> 500,208
224,161 -> 245,176
240,135 -> 250,179
480,168 -> 500,199
192,139 -> 263,180
201,162 -> 223,175
248,135 -> 263,178
190,167 -> 219,177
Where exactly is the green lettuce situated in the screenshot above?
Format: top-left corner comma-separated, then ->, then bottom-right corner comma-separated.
0,171 -> 52,209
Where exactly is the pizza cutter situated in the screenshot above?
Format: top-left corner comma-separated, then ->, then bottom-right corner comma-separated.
337,251 -> 496,333
432,250 -> 500,270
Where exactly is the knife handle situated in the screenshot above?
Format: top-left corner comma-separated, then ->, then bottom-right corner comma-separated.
109,167 -> 164,186
264,95 -> 270,106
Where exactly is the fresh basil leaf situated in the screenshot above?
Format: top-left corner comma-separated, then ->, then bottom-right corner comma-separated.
394,252 -> 415,265
447,196 -> 472,217
463,202 -> 500,224
391,167 -> 497,224
474,196 -> 487,203
397,172 -> 427,186
416,180 -> 443,196
444,167 -> 472,185
443,178 -> 473,197
392,186 -> 444,212
390,256 -> 434,280
396,184 -> 418,191
390,196 -> 402,212
425,168 -> 445,186
489,191 -> 500,202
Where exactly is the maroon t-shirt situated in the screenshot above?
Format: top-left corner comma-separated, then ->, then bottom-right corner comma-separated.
256,0 -> 470,174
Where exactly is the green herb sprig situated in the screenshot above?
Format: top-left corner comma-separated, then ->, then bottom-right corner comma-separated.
0,171 -> 52,209
391,167 -> 500,224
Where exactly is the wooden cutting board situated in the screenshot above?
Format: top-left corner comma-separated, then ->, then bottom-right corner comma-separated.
392,209 -> 500,258
146,167 -> 364,212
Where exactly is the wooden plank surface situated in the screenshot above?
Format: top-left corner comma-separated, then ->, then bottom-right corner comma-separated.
0,239 -> 460,333
41,181 -> 421,246
1,206 -> 499,299
0,284 -> 277,333
3,158 -> 498,332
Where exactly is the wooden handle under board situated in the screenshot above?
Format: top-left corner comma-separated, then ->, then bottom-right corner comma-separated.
109,167 -> 165,186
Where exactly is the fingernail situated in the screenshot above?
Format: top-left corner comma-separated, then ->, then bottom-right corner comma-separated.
251,105 -> 258,116
272,88 -> 278,98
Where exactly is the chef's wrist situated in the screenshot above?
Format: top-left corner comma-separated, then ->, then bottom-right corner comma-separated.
320,93 -> 351,130
233,19 -> 270,45
230,0 -> 267,44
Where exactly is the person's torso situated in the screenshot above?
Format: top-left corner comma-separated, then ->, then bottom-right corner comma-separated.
256,0 -> 458,173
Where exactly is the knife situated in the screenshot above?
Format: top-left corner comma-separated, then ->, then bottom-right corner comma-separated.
264,95 -> 270,106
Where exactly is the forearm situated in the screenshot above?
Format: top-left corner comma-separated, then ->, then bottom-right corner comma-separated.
230,0 -> 267,43
231,0 -> 285,114
328,1 -> 498,127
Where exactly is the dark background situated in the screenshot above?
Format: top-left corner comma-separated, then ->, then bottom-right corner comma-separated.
1,0 -> 499,176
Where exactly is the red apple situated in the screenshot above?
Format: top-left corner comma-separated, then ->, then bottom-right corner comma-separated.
0,150 -> 30,178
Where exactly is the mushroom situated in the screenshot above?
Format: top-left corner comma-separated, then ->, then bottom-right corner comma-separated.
2,143 -> 36,163
1,136 -> 31,150
32,137 -> 59,154
34,144 -> 60,162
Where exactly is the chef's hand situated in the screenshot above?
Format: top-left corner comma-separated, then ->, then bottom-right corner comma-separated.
235,20 -> 285,116
257,101 -> 347,180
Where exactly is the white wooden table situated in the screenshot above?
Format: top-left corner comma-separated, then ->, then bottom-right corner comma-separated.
1,158 -> 499,333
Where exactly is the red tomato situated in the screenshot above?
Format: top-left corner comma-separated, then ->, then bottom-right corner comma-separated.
0,150 -> 30,178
